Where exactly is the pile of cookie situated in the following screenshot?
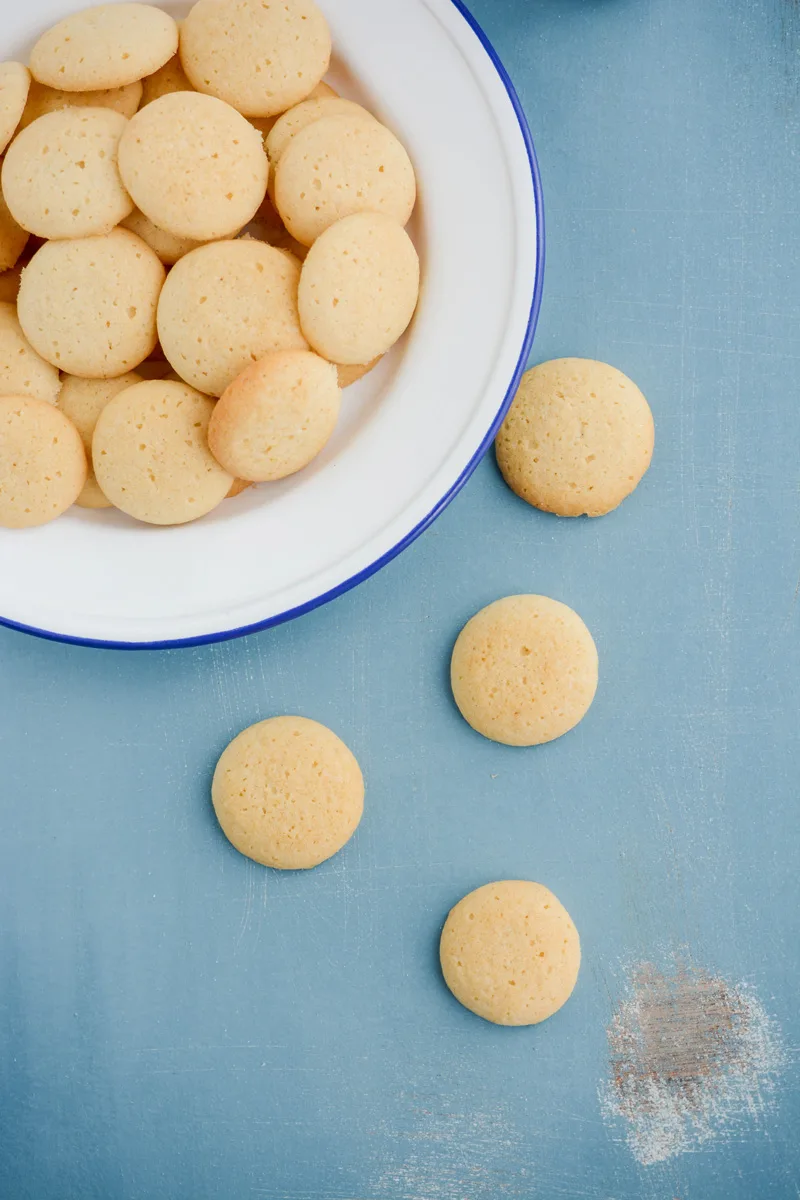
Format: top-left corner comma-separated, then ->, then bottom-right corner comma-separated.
0,0 -> 419,528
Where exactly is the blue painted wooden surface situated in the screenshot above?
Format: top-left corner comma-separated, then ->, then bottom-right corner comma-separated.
1,0 -> 799,1195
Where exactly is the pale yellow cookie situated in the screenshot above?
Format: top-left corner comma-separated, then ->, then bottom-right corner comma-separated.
496,359 -> 655,518
58,371 -> 142,452
180,0 -> 331,118
266,96 -> 376,170
298,213 -> 419,366
0,63 -> 31,154
2,108 -> 133,240
0,187 -> 29,273
30,4 -> 178,92
0,301 -> 61,404
212,715 -> 364,870
75,472 -> 112,509
209,350 -> 340,482
93,379 -> 232,524
121,209 -> 203,267
18,78 -> 142,131
275,114 -> 416,247
118,92 -> 267,241
451,595 -> 598,747
17,230 -> 165,378
0,395 -> 87,527
337,358 -> 382,389
440,881 -> 581,1026
0,263 -> 23,304
157,239 -> 307,396
139,53 -> 192,107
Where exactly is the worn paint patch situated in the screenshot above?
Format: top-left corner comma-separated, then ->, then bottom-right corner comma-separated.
600,956 -> 785,1165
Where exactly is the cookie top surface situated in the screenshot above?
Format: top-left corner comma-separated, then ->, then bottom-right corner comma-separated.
17,229 -> 165,379
0,395 -> 87,528
0,187 -> 29,274
180,0 -> 331,118
118,91 -> 268,241
121,209 -> 203,266
265,96 -> 376,167
2,107 -> 134,240
451,595 -> 599,747
275,114 -> 417,246
157,239 -> 307,396
211,715 -> 364,870
0,62 -> 31,154
18,78 -> 143,131
92,379 -> 232,525
30,4 -> 178,92
0,301 -> 61,405
208,349 -> 340,481
440,881 -> 581,1026
298,212 -> 420,366
496,359 -> 655,518
58,371 -> 143,452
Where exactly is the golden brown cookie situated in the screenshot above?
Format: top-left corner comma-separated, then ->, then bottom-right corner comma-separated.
118,91 -> 267,241
450,595 -> 598,747
208,349 -> 340,481
17,230 -> 165,378
0,395 -> 86,527
29,4 -> 178,92
495,359 -> 655,518
157,239 -> 307,396
180,0 -> 331,118
92,378 -> 232,524
298,213 -> 419,365
211,716 -> 364,869
440,881 -> 581,1026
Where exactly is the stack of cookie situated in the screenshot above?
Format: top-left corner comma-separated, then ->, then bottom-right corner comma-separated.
0,0 -> 419,528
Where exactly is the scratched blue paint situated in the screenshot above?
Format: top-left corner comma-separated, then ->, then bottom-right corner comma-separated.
1,0 -> 799,1195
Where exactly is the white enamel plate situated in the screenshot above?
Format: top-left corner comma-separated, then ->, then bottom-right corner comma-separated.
0,0 -> 543,648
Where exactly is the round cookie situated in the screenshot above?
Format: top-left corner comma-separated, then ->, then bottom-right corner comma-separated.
139,54 -> 193,107
0,301 -> 61,405
439,881 -> 581,1026
450,595 -> 598,747
0,62 -> 31,154
2,108 -> 134,240
275,114 -> 416,247
211,716 -> 364,870
0,395 -> 87,528
496,359 -> 655,518
298,213 -> 419,366
0,187 -> 29,273
92,379 -> 232,525
58,371 -> 142,452
157,239 -> 307,397
266,96 -> 376,169
118,92 -> 268,241
17,230 -> 165,378
180,0 -> 331,118
18,78 -> 142,131
209,350 -> 340,482
121,210 -> 203,267
29,4 -> 178,92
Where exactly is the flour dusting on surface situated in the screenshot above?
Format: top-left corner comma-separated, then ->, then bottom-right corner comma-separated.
600,955 -> 785,1165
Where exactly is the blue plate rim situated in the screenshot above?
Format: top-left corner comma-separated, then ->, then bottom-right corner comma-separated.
0,0 -> 545,652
